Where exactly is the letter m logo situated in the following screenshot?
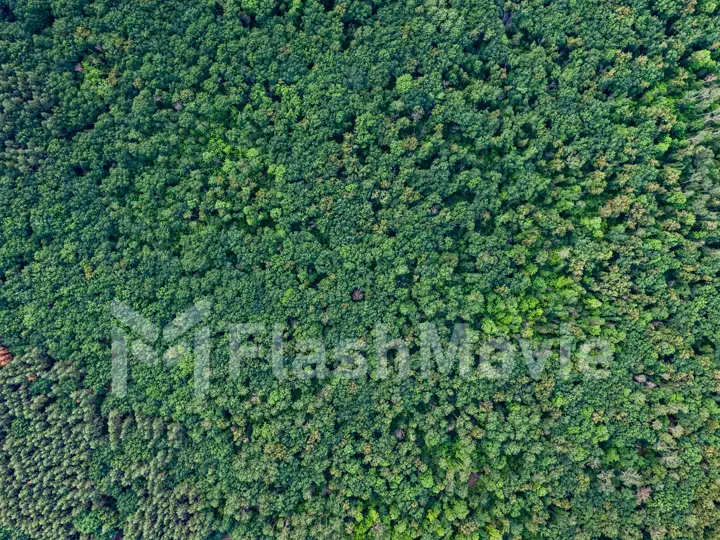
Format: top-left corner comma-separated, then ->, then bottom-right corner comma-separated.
110,299 -> 212,398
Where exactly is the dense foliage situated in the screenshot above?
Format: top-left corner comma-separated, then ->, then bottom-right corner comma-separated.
1,0 -> 720,537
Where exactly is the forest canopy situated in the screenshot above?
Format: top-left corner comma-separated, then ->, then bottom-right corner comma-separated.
1,0 -> 720,537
